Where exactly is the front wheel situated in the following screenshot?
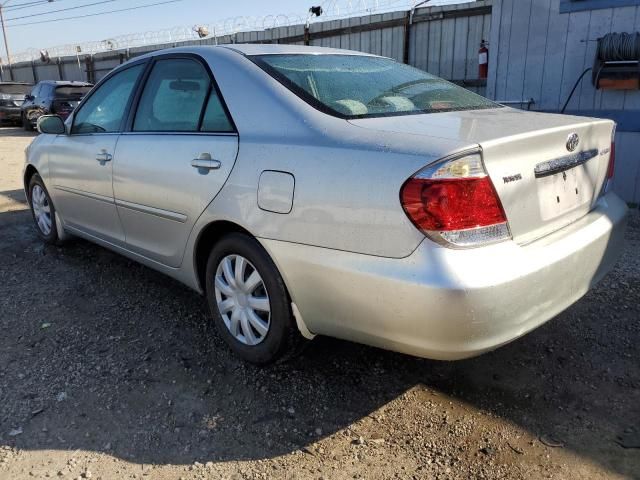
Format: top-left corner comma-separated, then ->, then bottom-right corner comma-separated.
205,233 -> 306,364
28,174 -> 60,244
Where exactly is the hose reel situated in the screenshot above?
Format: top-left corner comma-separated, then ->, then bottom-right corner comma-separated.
593,32 -> 640,90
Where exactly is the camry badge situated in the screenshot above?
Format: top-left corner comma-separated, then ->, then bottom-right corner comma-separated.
503,173 -> 522,184
566,133 -> 579,152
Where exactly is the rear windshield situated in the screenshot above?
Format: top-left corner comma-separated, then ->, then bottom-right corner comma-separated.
55,86 -> 92,98
251,54 -> 498,119
0,84 -> 31,95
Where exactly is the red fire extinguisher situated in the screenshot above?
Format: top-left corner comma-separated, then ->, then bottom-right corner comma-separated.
478,40 -> 488,79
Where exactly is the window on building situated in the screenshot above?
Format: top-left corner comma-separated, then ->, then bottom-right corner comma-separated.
560,0 -> 640,14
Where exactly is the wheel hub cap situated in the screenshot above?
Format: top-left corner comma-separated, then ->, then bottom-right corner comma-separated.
31,185 -> 52,236
236,292 -> 249,308
214,254 -> 271,346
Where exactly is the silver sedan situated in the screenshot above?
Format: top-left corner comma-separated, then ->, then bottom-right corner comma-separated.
24,44 -> 627,364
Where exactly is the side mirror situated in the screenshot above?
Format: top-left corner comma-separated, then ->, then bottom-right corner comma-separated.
24,94 -> 34,101
37,115 -> 66,135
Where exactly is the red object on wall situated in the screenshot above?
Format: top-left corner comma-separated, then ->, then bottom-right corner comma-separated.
478,40 -> 488,79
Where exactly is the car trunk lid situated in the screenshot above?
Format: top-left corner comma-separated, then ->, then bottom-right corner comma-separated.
348,108 -> 614,244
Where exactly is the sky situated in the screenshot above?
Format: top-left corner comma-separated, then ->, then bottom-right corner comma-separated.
3,0 -> 468,57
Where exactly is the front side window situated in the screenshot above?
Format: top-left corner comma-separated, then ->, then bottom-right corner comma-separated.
72,64 -> 143,134
252,54 -> 498,119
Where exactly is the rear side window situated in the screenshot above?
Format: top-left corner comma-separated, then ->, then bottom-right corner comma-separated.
72,64 -> 143,134
133,58 -> 234,133
0,84 -> 31,95
200,90 -> 234,132
55,86 -> 92,98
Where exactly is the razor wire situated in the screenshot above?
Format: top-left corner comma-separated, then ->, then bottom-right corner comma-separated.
4,0 -> 468,63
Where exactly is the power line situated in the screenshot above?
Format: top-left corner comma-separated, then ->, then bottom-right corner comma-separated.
4,0 -> 54,10
5,0 -> 119,21
5,0 -> 182,27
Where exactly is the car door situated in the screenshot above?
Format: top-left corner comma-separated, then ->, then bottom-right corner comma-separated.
113,55 -> 238,267
47,62 -> 146,244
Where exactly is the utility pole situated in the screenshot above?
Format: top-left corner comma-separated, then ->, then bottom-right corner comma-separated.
0,0 -> 54,81
0,3 -> 12,80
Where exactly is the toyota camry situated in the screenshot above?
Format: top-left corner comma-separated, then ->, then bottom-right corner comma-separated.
24,45 -> 627,364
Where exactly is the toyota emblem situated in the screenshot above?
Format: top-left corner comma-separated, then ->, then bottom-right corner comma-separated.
566,133 -> 579,152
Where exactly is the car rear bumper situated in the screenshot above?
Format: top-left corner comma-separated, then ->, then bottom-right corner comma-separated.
261,192 -> 628,360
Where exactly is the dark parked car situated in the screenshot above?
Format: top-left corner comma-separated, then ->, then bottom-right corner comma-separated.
0,82 -> 33,125
21,80 -> 92,131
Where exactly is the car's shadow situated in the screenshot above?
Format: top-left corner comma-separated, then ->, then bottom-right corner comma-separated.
0,188 -> 26,203
0,126 -> 36,137
0,206 -> 638,477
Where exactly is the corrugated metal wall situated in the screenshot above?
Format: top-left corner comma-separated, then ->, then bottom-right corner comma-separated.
487,0 -> 640,203
4,1 -> 492,95
488,0 -> 640,111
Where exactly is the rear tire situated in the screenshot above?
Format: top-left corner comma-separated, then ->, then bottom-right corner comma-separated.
205,233 -> 306,365
28,174 -> 61,245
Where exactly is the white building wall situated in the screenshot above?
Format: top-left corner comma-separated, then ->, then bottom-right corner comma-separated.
487,0 -> 640,204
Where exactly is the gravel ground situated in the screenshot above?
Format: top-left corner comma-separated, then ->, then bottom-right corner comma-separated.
0,127 -> 639,480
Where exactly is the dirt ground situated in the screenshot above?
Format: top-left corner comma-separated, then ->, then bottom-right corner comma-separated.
0,127 -> 639,480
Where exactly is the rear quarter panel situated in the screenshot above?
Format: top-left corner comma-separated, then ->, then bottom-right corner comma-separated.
192,47 -> 468,259
206,138 -> 427,257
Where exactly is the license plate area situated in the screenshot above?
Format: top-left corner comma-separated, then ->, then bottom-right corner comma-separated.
538,166 -> 591,221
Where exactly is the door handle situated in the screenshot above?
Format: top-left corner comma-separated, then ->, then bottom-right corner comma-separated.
96,150 -> 112,164
191,153 -> 221,170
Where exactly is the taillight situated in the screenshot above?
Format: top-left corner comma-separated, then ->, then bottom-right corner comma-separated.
602,124 -> 616,194
607,140 -> 615,179
400,151 -> 511,248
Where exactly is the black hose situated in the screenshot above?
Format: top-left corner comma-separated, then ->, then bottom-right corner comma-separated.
560,68 -> 592,114
597,32 -> 640,61
561,33 -> 639,113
